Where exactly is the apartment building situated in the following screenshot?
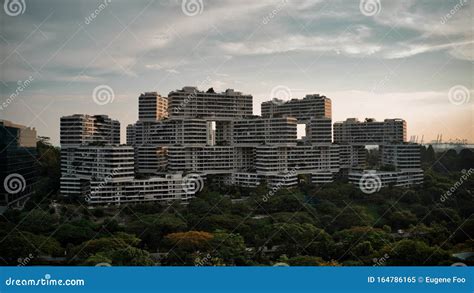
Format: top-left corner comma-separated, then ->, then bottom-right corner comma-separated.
348,169 -> 424,188
60,114 -> 120,146
0,120 -> 38,209
60,114 -> 195,203
126,124 -> 136,146
231,116 -> 297,146
61,86 -> 423,204
346,142 -> 423,188
306,117 -> 332,145
261,94 -> 331,122
168,87 -> 253,120
130,119 -> 209,146
380,144 -> 422,170
138,92 -> 168,121
333,118 -> 406,145
60,145 -> 135,197
167,146 -> 235,174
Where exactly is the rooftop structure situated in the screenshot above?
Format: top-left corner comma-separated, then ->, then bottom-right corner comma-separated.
333,118 -> 406,145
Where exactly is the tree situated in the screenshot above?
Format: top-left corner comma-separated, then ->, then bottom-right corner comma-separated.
198,214 -> 246,232
84,253 -> 112,266
454,218 -> 474,243
36,139 -> 61,192
210,230 -> 248,265
162,231 -> 213,265
165,231 -> 213,249
334,227 -> 391,253
109,247 -> 154,266
84,247 -> 154,266
0,231 -> 62,262
18,209 -> 59,234
126,213 -> 187,250
71,233 -> 141,260
379,240 -> 450,265
459,149 -> 474,170
273,223 -> 333,258
329,206 -> 374,231
56,220 -> 96,245
387,210 -> 418,229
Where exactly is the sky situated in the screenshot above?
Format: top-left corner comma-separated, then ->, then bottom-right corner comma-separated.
0,0 -> 472,146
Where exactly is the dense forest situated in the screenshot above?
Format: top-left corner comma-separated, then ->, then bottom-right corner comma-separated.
0,142 -> 473,266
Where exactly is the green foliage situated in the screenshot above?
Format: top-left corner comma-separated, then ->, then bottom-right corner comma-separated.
380,239 -> 450,265
18,209 -> 59,234
334,227 -> 392,253
272,223 -> 334,259
71,233 -> 141,260
125,213 -> 187,250
210,230 -> 248,265
0,231 -> 63,261
56,220 -> 96,245
36,139 -> 61,192
386,210 -> 418,229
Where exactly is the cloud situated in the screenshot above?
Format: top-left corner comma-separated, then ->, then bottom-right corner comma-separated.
1,0 -> 472,144
166,69 -> 179,74
219,25 -> 382,57
384,40 -> 474,60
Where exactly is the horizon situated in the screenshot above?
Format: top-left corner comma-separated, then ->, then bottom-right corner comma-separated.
1,0 -> 472,145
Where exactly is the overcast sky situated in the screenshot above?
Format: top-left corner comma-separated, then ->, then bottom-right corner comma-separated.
0,0 -> 472,145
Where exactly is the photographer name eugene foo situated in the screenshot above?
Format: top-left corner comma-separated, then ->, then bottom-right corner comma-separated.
367,276 -> 467,284
423,276 -> 466,285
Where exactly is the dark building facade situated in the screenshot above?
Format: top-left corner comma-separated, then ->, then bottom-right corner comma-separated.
0,120 -> 38,209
